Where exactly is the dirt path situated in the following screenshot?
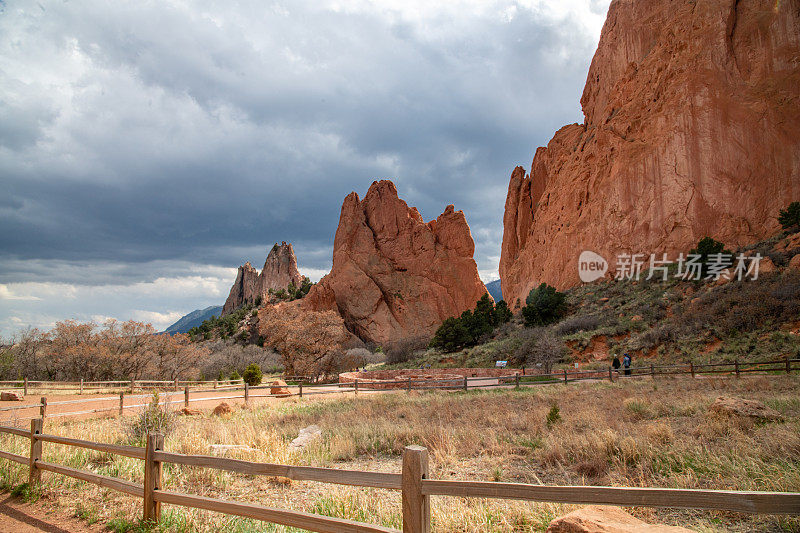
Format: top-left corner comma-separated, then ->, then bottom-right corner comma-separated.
0,495 -> 103,533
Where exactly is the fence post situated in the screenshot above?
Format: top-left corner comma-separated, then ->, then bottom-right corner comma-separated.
402,445 -> 430,533
298,382 -> 303,398
563,369 -> 568,384
735,360 -> 740,378
174,378 -> 179,392
214,379 -> 218,389
130,379 -> 135,394
79,378 -> 83,395
244,383 -> 249,405
354,379 -> 359,395
608,367 -> 614,382
119,392 -> 124,416
39,396 -> 47,420
515,373 -> 520,389
144,433 -> 164,524
29,418 -> 43,485
786,359 -> 791,374
184,386 -> 189,408
463,376 -> 468,392
650,364 -> 655,379
690,362 -> 695,378
407,378 -> 412,392
23,377 -> 28,396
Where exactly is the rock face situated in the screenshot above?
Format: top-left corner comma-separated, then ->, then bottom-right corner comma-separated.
546,506 -> 695,532
222,242 -> 303,315
500,0 -> 800,306
303,180 -> 488,345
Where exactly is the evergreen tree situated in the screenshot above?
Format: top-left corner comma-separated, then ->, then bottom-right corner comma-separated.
494,300 -> 512,323
522,283 -> 567,326
429,317 -> 472,352
778,202 -> 800,230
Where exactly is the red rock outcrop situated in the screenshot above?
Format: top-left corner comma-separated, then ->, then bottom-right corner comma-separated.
222,242 -> 303,314
500,0 -> 800,307
303,180 -> 488,345
547,505 -> 695,532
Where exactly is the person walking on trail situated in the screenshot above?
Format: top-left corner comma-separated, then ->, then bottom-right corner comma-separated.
622,353 -> 632,376
612,356 -> 621,373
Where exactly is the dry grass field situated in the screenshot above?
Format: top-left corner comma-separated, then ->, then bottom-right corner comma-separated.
1,375 -> 799,532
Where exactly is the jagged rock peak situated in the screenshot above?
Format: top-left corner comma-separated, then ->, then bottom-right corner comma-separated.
303,179 -> 488,345
222,242 -> 303,315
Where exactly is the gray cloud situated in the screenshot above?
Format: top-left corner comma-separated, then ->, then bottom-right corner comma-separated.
0,0 -> 608,334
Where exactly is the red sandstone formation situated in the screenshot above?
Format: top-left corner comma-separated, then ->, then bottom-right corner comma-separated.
500,0 -> 800,307
222,242 -> 303,315
303,180 -> 488,345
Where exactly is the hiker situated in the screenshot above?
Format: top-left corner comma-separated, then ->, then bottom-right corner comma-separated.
612,356 -> 621,371
623,353 -> 632,376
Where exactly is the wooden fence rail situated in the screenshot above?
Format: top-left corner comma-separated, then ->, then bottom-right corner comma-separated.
0,423 -> 798,531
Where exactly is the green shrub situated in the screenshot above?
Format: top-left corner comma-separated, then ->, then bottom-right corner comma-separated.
778,202 -> 800,230
229,370 -> 241,381
546,404 -> 561,427
123,392 -> 176,445
689,237 -> 733,277
242,363 -> 263,386
522,283 -> 567,326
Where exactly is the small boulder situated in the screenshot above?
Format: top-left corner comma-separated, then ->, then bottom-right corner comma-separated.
546,506 -> 696,532
289,425 -> 322,450
178,408 -> 202,416
1,391 -> 24,401
270,380 -> 291,397
758,256 -> 777,274
212,402 -> 233,416
789,254 -> 800,271
710,396 -> 782,422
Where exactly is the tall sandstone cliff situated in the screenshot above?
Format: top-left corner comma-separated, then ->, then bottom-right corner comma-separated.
500,0 -> 800,306
222,242 -> 303,315
302,180 -> 488,345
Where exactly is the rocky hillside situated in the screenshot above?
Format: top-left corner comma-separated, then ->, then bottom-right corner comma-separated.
222,242 -> 304,315
298,180 -> 489,346
396,231 -> 800,370
500,0 -> 800,306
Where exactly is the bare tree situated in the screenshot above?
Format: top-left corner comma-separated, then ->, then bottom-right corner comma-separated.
514,327 -> 565,374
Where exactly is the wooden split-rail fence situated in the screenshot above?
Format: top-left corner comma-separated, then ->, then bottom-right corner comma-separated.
0,420 -> 798,532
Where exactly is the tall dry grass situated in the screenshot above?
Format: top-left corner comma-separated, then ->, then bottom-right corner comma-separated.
0,375 -> 798,531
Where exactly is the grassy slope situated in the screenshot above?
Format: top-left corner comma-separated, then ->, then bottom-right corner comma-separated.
0,376 -> 798,532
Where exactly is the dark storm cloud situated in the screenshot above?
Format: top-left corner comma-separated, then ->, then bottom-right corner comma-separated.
0,0 -> 608,332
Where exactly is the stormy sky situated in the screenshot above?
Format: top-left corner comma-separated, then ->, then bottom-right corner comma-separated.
0,0 -> 610,335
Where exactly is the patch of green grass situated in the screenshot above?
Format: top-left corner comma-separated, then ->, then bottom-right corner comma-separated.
74,503 -> 100,524
9,482 -> 42,503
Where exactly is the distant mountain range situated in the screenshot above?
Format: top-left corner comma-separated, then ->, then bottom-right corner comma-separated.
165,305 -> 223,334
485,279 -> 502,302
